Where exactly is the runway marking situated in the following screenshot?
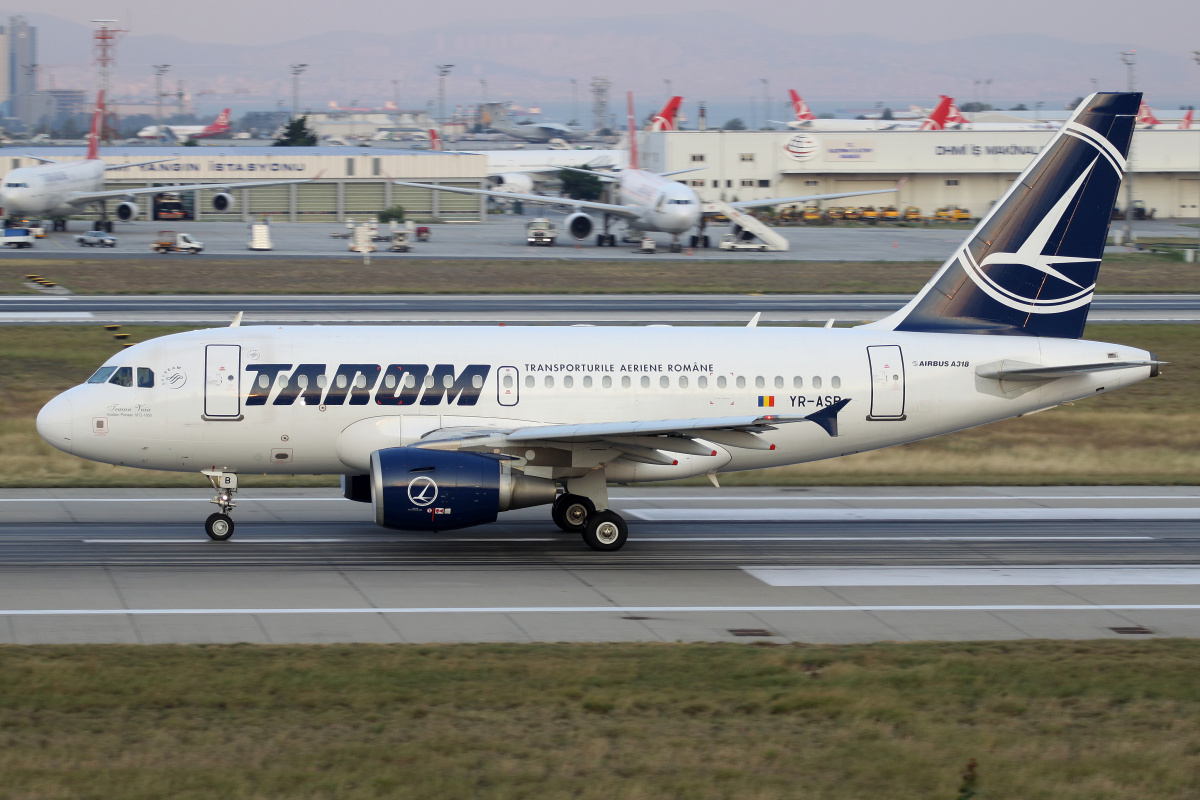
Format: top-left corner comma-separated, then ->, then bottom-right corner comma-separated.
81,538 -> 559,544
744,566 -> 1200,587
77,536 -> 1153,545
5,494 -> 1200,504
0,604 -> 1197,616
629,508 -> 1200,522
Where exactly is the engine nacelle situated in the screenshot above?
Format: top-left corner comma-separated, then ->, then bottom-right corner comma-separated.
370,447 -> 556,531
490,173 -> 534,195
116,201 -> 139,222
212,192 -> 236,212
565,211 -> 594,240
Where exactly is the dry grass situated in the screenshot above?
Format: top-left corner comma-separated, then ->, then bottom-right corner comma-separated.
2,324 -> 1196,488
4,250 -> 1195,295
1,641 -> 1199,799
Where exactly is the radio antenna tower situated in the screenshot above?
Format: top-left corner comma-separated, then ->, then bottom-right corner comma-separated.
91,19 -> 127,142
590,77 -> 611,132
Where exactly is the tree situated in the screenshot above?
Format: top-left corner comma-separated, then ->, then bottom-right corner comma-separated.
273,115 -> 318,147
596,127 -> 614,137
1009,103 -> 1028,111
377,205 -> 405,223
557,167 -> 604,201
722,118 -> 746,131
817,112 -> 836,119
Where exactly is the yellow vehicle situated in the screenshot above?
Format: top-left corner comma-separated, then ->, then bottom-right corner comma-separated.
861,206 -> 879,223
903,206 -> 922,221
843,206 -> 862,221
826,206 -> 846,221
935,206 -> 972,222
802,205 -> 822,223
881,205 -> 899,221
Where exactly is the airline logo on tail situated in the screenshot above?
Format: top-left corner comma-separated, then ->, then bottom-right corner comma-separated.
1180,109 -> 1194,130
204,109 -> 232,135
918,96 -> 954,131
647,96 -> 682,132
1137,101 -> 1161,126
943,98 -> 969,126
428,129 -> 444,151
789,90 -> 816,122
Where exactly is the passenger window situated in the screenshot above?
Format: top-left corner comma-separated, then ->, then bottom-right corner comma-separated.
736,376 -> 746,389
442,374 -> 453,388
108,367 -> 133,387
564,376 -> 574,389
385,374 -> 397,389
404,374 -> 416,388
679,376 -> 688,388
258,374 -> 270,389
621,376 -> 631,388
87,366 -> 117,384
774,376 -> 784,389
355,375 -> 368,389
277,374 -> 288,387
337,375 -> 348,389
659,375 -> 669,388
545,376 -> 554,388
717,375 -> 727,389
755,376 -> 765,389
602,376 -> 612,388
503,375 -> 513,389
424,375 -> 435,389
298,375 -> 310,388
793,376 -> 803,388
317,375 -> 328,388
583,376 -> 593,388
640,376 -> 650,388
136,368 -> 154,388
525,375 -> 535,388
831,376 -> 841,389
472,374 -> 483,389
698,375 -> 708,388
813,376 -> 823,389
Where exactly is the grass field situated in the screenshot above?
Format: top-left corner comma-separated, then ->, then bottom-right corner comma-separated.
2,323 -> 1197,488
4,250 -> 1197,295
1,641 -> 1198,799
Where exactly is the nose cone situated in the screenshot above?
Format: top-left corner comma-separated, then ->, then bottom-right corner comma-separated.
37,392 -> 74,454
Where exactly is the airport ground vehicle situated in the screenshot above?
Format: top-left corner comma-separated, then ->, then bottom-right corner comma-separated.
1112,200 -> 1156,221
388,230 -> 411,252
826,206 -> 845,220
76,231 -> 117,247
903,206 -> 922,221
843,207 -> 862,221
3,227 -> 33,247
718,233 -> 767,251
415,226 -> 431,242
26,220 -> 46,238
637,236 -> 657,253
881,205 -> 899,221
802,206 -> 821,223
861,206 -> 879,223
152,231 -> 204,254
934,206 -> 972,222
526,218 -> 558,246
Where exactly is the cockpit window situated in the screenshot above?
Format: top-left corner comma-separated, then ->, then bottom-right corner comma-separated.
668,199 -> 693,205
108,367 -> 133,387
137,367 -> 154,388
87,366 -> 117,384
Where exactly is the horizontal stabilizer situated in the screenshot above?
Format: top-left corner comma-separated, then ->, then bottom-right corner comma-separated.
976,360 -> 1163,381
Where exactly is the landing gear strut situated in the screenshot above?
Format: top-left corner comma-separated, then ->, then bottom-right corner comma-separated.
203,470 -> 238,541
555,472 -> 630,551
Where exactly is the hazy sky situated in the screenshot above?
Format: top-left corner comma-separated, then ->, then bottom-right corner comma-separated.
34,0 -> 1200,55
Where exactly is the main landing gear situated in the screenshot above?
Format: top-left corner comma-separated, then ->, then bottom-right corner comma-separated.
551,480 -> 630,551
203,470 -> 238,541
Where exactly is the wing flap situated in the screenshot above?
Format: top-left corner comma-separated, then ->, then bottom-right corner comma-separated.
975,360 -> 1163,381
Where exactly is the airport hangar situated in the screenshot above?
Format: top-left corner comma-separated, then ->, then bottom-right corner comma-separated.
640,128 -> 1200,219
0,147 -> 490,223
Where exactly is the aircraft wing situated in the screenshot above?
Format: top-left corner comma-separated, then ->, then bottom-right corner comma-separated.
393,180 -> 641,219
66,176 -> 317,206
412,401 -> 851,466
24,155 -> 61,164
727,184 -> 902,211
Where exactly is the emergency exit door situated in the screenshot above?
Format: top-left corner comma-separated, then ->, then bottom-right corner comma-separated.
204,344 -> 242,418
867,345 -> 905,420
497,366 -> 519,406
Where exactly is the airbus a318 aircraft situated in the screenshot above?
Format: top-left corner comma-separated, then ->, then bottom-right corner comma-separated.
37,92 -> 1157,552
399,94 -> 901,251
1,93 -> 315,230
136,108 -> 232,143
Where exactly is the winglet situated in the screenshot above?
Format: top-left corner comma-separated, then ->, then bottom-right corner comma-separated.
804,397 -> 850,437
230,311 -> 243,328
747,312 -> 760,328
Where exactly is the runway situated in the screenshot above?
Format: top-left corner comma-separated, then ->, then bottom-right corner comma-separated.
4,293 -> 1200,325
2,487 -> 1199,645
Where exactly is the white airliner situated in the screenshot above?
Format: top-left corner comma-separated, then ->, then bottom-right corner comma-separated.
941,98 -> 1060,131
1,93 -> 314,230
480,102 -> 587,143
400,94 -> 901,251
37,92 -> 1157,552
774,90 -> 954,131
137,108 -> 232,143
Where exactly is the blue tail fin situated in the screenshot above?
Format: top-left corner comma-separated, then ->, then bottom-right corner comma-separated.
877,92 -> 1138,338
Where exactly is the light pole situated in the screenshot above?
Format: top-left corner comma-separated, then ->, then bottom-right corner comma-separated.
761,78 -> 769,129
392,79 -> 400,111
1193,51 -> 1199,256
436,64 -> 454,127
153,64 -> 170,144
290,63 -> 307,117
1119,49 -> 1137,244
570,78 -> 577,125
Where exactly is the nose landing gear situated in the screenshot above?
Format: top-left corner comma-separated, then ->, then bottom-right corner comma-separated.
202,470 -> 238,541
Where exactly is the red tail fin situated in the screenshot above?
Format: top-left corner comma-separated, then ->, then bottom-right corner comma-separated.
647,96 -> 682,132
1137,101 -> 1161,126
1179,109 -> 1193,130
204,109 -> 232,134
940,96 -> 968,125
789,90 -> 816,121
86,90 -> 104,160
428,129 -> 443,150
920,96 -> 954,131
627,92 -> 638,170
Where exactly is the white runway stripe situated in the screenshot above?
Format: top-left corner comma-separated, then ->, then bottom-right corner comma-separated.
0,604 -> 1197,616
76,536 -> 1152,545
744,566 -> 1200,587
629,508 -> 1200,522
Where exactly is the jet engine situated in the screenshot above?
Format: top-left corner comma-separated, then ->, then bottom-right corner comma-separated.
370,447 -> 556,531
212,192 -> 236,212
565,211 -> 594,240
490,173 -> 534,195
115,201 -> 139,222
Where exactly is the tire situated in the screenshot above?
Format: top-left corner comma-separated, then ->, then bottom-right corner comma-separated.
205,512 -> 235,541
582,510 -> 628,552
552,493 -> 594,533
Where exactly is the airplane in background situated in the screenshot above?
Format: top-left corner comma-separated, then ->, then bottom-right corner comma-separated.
479,102 -> 587,143
773,92 -> 954,130
1,93 -> 315,231
36,93 -> 1159,551
940,98 -> 1060,131
137,108 -> 232,143
1136,102 -> 1194,129
400,93 -> 901,251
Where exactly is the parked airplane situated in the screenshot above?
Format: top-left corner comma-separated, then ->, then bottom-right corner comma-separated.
400,94 -> 900,250
941,98 -> 1060,131
479,102 -> 587,143
137,108 -> 232,143
36,92 -> 1155,550
1,94 -> 315,230
774,92 -> 953,130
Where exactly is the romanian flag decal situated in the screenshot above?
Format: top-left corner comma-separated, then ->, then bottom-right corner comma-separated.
758,396 -> 775,407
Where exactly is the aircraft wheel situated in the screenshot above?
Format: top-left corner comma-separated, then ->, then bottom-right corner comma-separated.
670,242 -> 682,253
552,493 -> 594,533
701,235 -> 711,248
205,512 -> 235,541
689,235 -> 699,247
582,511 -> 628,551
